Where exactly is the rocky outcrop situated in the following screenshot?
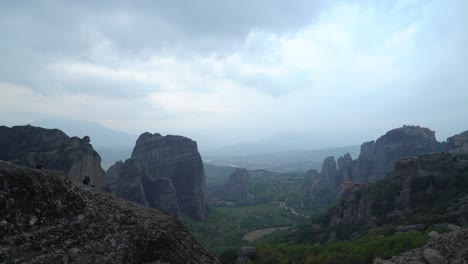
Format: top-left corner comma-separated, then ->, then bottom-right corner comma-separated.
321,156 -> 338,191
105,132 -> 208,221
105,159 -> 148,206
374,227 -> 467,264
236,247 -> 257,264
337,153 -> 353,185
0,125 -> 105,187
444,130 -> 468,154
310,152 -> 468,241
0,161 -> 218,263
301,169 -> 322,198
209,168 -> 254,202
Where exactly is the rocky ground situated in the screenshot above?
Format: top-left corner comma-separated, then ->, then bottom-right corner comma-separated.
375,226 -> 468,264
0,161 -> 218,264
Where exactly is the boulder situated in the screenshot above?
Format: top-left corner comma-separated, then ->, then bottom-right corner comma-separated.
428,231 -> 440,239
447,224 -> 462,232
238,247 -> 256,257
424,249 -> 448,264
236,247 -> 256,264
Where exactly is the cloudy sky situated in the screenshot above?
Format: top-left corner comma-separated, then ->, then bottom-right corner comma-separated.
1,0 -> 467,149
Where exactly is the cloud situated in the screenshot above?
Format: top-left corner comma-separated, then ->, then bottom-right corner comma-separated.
0,0 -> 467,147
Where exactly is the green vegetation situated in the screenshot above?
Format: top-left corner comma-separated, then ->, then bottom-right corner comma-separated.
456,153 -> 468,160
198,158 -> 467,263
186,168 -> 341,256
250,231 -> 428,264
293,165 -> 468,245
182,202 -> 300,255
249,170 -> 335,215
364,177 -> 397,220
204,164 -> 236,185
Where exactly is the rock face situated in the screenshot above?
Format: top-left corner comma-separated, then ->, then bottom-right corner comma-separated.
209,168 -> 254,202
236,247 -> 257,264
316,126 -> 468,197
105,132 -> 208,221
337,153 -> 353,185
0,125 -> 105,187
351,125 -> 441,184
311,152 -> 468,241
0,161 -> 218,263
321,156 -> 338,191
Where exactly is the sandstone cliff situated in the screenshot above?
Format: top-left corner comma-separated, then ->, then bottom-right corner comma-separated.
0,125 -> 105,187
0,161 -> 218,263
106,132 -> 208,221
349,125 -> 441,184
308,152 -> 468,241
209,168 -> 254,202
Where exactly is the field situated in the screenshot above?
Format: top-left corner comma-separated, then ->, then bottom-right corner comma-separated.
183,202 -> 302,255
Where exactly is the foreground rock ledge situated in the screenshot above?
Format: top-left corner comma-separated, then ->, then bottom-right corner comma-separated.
0,161 -> 218,264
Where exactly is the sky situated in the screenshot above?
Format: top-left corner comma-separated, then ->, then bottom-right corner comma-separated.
1,0 -> 467,150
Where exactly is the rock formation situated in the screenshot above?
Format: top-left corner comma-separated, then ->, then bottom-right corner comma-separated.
236,247 -> 257,264
301,169 -> 322,198
209,168 -> 254,202
0,125 -> 105,187
309,152 -> 468,241
301,158 -> 336,194
321,156 -> 338,191
350,125 -> 442,183
106,132 -> 208,221
316,126 -> 468,196
337,153 -> 353,185
0,161 -> 218,263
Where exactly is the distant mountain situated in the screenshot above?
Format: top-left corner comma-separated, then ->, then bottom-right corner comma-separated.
203,145 -> 360,172
31,119 -> 137,149
31,119 -> 137,170
203,131 -> 345,156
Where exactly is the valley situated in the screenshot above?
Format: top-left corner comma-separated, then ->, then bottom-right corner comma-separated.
3,1 -> 468,263
1,124 -> 467,263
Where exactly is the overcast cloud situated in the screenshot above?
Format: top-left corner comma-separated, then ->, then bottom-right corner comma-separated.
1,0 -> 467,149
